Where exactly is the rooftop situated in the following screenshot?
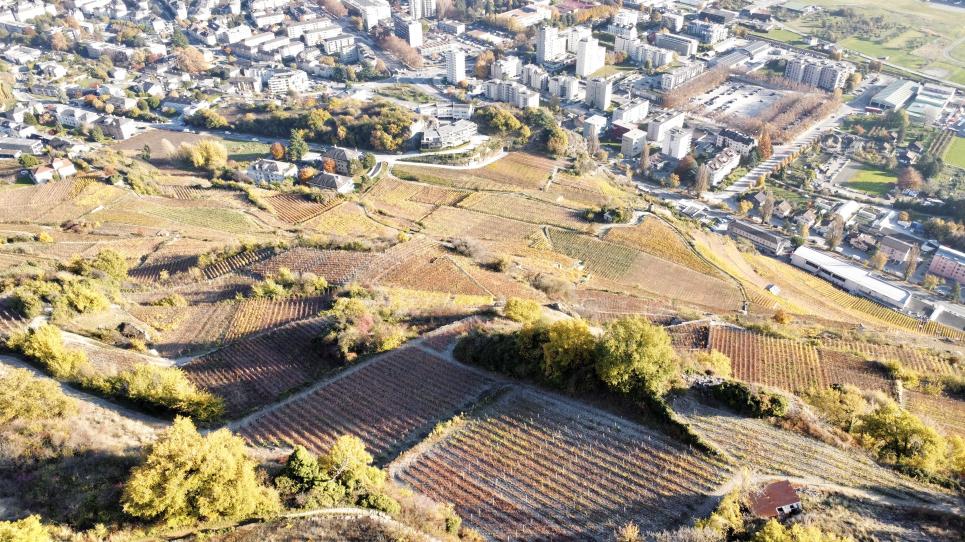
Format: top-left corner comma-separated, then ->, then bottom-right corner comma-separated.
792,246 -> 910,306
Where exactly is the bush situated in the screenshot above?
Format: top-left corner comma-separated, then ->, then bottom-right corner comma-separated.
503,297 -> 542,324
0,515 -> 49,542
151,293 -> 187,307
595,316 -> 679,396
689,350 -> 732,377
100,364 -> 224,422
7,325 -> 90,380
35,232 -> 53,244
122,417 -> 280,527
706,380 -> 788,418
541,319 -> 597,388
357,492 -> 401,516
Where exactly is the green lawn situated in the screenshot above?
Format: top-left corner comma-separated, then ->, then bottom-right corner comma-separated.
944,137 -> 965,169
223,140 -> 270,163
751,28 -> 806,47
842,165 -> 896,196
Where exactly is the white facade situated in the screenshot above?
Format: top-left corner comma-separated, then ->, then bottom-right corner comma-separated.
444,48 -> 466,84
662,128 -> 691,159
247,159 -> 298,184
492,56 -> 521,80
421,119 -> 477,150
655,33 -> 698,57
536,25 -> 564,64
707,147 -> 741,185
647,111 -> 686,147
575,37 -> 605,78
267,70 -> 309,94
621,129 -> 647,158
410,0 -> 436,19
584,115 -> 607,139
785,57 -> 854,92
613,100 -> 650,124
584,78 -> 612,111
484,80 -> 540,108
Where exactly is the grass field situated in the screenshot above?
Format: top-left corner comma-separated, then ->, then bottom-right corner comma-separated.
223,140 -> 270,163
842,165 -> 895,196
751,28 -> 807,46
944,137 -> 965,169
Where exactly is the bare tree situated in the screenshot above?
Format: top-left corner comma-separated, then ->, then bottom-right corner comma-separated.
694,164 -> 710,195
825,216 -> 845,250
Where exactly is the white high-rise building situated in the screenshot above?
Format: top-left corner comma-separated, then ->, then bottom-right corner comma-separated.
492,56 -> 521,80
662,128 -> 692,159
575,37 -> 605,78
444,48 -> 466,84
410,0 -> 437,20
584,78 -> 612,110
536,25 -> 564,64
621,129 -> 647,158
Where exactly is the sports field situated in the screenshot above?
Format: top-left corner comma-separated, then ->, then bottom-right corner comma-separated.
944,136 -> 965,169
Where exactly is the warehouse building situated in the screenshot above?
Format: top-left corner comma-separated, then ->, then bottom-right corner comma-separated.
868,79 -> 918,112
791,246 -> 911,308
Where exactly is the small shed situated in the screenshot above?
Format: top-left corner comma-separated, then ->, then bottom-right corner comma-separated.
749,480 -> 801,518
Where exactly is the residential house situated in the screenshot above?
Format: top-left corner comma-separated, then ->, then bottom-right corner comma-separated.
309,171 -> 354,194
0,137 -> 43,155
321,147 -> 359,176
728,220 -> 790,255
99,116 -> 136,140
928,246 -> 965,284
878,235 -> 915,263
247,159 -> 298,184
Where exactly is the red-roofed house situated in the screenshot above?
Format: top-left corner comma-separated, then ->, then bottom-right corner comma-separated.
749,480 -> 801,518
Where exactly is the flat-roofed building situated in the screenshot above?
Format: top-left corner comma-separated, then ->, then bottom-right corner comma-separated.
878,235 -> 916,263
791,246 -> 911,308
716,128 -> 757,155
421,119 -> 477,150
621,129 -> 647,158
647,110 -> 686,147
613,100 -> 650,124
928,246 -> 965,284
707,147 -> 741,185
655,33 -> 699,57
584,77 -> 612,110
584,114 -> 607,139
662,128 -> 691,159
729,220 -> 790,255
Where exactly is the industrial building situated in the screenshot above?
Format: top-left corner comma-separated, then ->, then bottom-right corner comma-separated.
654,33 -> 699,57
868,79 -> 918,111
791,246 -> 911,308
728,220 -> 790,255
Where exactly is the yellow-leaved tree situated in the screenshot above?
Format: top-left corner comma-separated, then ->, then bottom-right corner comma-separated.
122,416 -> 279,527
0,515 -> 50,542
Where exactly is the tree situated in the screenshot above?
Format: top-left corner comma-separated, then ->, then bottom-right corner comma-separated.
694,164 -> 710,195
667,173 -> 681,188
903,245 -> 919,281
761,191 -> 775,223
641,143 -> 651,174
870,250 -> 888,271
857,401 -> 946,473
738,200 -> 753,216
922,274 -> 941,291
897,167 -> 923,191
320,0 -> 348,16
140,144 -> 151,161
361,152 -> 376,170
541,319 -> 597,387
298,167 -> 317,183
180,140 -> 227,172
595,316 -> 678,396
286,129 -> 308,162
18,154 -> 40,168
915,153 -> 943,179
122,417 -> 279,526
50,32 -> 69,52
269,142 -> 285,160
321,157 -> 336,173
475,50 -> 495,79
503,298 -> 541,324
825,216 -> 844,250
845,71 -> 862,93
175,46 -> 209,74
952,281 -> 961,302
546,126 -> 568,157
758,126 -> 772,160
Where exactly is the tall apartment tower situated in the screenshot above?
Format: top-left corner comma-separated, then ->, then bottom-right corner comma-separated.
444,48 -> 466,84
575,37 -> 605,77
410,0 -> 436,19
536,25 -> 563,64
584,77 -> 613,110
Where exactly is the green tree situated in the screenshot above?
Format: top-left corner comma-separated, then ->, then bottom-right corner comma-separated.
541,319 -> 597,387
595,316 -> 678,396
122,417 -> 279,527
287,129 -> 309,162
546,126 -> 568,157
319,435 -> 385,495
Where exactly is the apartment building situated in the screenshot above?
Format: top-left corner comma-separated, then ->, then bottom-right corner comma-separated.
613,100 -> 650,124
716,128 -> 758,155
706,147 -> 741,185
655,32 -> 698,57
928,246 -> 965,284
621,129 -> 647,158
660,62 -> 705,90
483,80 -> 540,108
584,78 -> 613,111
647,111 -> 686,147
686,20 -> 727,44
784,57 -> 854,91
547,75 -> 579,100
267,69 -> 309,94
492,56 -> 522,80
575,37 -> 605,77
444,48 -> 466,84
662,128 -> 691,159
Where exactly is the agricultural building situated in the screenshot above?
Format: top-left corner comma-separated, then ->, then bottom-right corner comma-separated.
869,79 -> 918,112
790,246 -> 911,308
928,246 -> 965,284
728,220 -> 790,255
749,480 -> 801,518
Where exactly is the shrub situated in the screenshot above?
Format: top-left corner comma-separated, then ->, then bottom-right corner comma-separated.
357,492 -> 401,516
7,325 -> 90,380
696,490 -> 744,536
35,232 -> 53,244
706,380 -> 788,418
0,515 -> 49,542
541,319 -> 597,388
122,417 -> 280,527
503,297 -> 542,324
0,368 -> 76,424
101,364 -> 224,422
690,349 -> 732,377
151,293 -> 187,307
531,273 -> 573,300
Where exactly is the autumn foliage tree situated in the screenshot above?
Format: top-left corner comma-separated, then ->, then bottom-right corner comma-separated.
897,167 -> 923,191
122,417 -> 279,526
175,46 -> 209,74
269,142 -> 285,160
758,126 -> 772,160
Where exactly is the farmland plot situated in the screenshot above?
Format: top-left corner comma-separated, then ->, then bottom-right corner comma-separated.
905,391 -> 965,438
819,338 -> 961,376
266,193 -> 339,224
183,318 -> 334,417
571,289 -> 676,323
142,205 -> 263,235
546,228 -> 637,280
239,347 -> 496,459
617,252 -> 743,312
421,206 -> 540,243
223,296 -> 328,344
149,302 -> 240,358
394,390 -> 730,541
460,193 -> 587,231
302,203 -> 397,239
379,251 -> 491,297
673,398 -> 945,504
250,247 -> 377,285
604,218 -> 721,277
394,153 -> 557,192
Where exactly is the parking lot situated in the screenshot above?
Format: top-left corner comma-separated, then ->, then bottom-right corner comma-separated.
693,81 -> 792,119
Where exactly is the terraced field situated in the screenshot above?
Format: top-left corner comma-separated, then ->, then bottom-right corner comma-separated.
249,247 -> 377,285
905,391 -> 965,438
223,296 -> 328,344
604,218 -> 721,277
266,193 -> 339,224
395,390 -> 730,541
239,347 -> 496,459
393,153 -> 557,191
460,193 -> 586,231
183,318 -> 334,417
674,398 -> 944,504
